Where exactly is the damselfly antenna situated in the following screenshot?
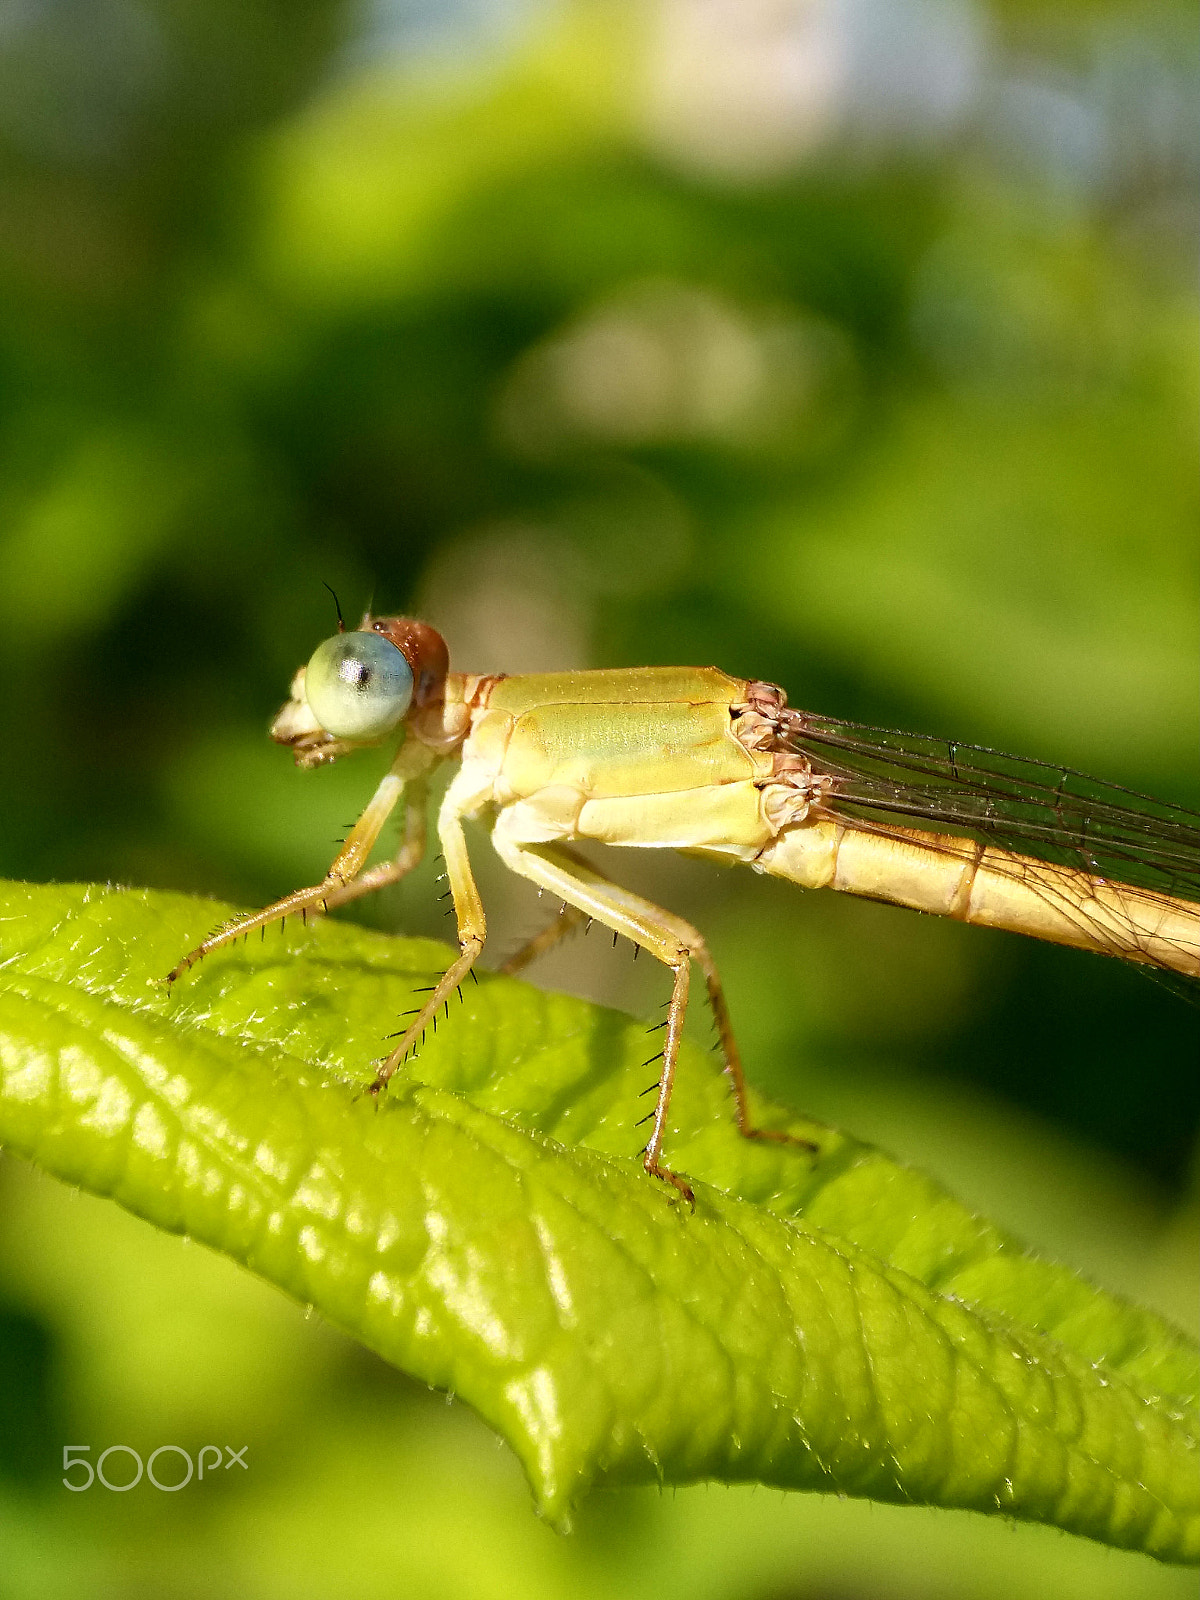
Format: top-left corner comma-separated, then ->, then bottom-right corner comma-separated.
322,582 -> 346,633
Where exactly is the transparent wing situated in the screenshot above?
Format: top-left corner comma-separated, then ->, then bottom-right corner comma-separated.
781,711 -> 1200,988
785,712 -> 1200,897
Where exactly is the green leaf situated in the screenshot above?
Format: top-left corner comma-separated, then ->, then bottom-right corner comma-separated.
0,879 -> 1196,1561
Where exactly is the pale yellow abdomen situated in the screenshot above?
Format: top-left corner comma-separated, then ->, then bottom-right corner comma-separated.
758,816 -> 1200,976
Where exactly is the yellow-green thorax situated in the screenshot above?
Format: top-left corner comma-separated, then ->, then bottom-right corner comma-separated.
469,667 -> 761,798
441,666 -> 775,859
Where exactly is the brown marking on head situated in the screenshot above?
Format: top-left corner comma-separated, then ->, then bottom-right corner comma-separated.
367,618 -> 450,708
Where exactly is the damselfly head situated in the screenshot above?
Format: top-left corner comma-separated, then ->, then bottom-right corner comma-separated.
270,616 -> 450,769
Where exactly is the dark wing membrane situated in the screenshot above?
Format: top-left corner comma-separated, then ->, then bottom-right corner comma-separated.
784,712 -> 1200,904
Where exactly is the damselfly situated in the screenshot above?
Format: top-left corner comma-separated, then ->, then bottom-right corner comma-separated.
168,615 -> 1200,1201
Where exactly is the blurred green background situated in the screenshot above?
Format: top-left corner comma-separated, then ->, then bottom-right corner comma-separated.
0,0 -> 1196,1594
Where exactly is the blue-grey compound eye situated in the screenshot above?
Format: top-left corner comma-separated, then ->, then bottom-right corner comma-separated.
304,631 -> 414,741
